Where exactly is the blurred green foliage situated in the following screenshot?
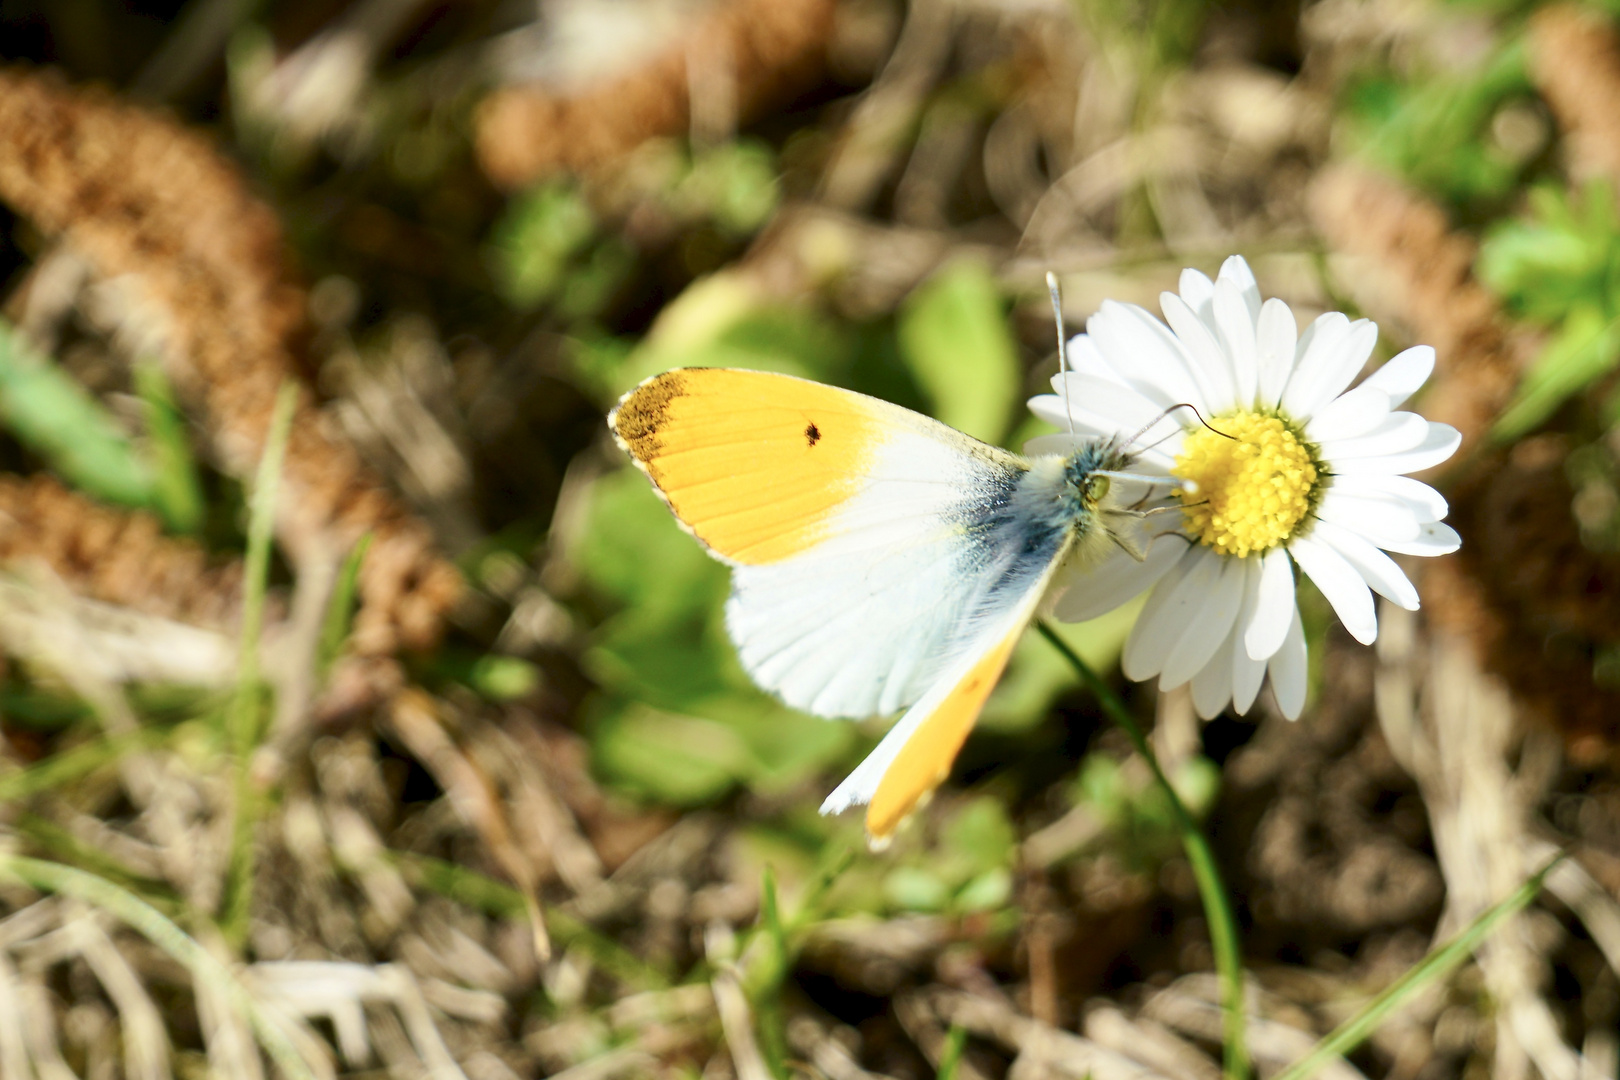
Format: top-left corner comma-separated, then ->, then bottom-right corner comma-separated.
490,140 -> 779,323
491,181 -> 599,311
1346,41 -> 1535,215
0,319 -> 154,511
898,258 -> 1021,445
1073,750 -> 1220,866
880,797 -> 1017,914
1479,182 -> 1620,436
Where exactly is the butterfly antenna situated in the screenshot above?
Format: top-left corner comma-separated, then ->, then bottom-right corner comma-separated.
1046,271 -> 1076,436
1177,403 -> 1237,441
1121,402 -> 1238,454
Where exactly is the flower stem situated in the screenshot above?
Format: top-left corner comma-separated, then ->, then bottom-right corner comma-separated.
1036,621 -> 1249,1080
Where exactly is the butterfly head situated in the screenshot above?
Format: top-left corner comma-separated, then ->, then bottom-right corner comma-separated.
1060,437 -> 1136,512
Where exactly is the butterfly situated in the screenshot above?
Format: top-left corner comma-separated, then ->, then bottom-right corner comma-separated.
607,341 -> 1182,846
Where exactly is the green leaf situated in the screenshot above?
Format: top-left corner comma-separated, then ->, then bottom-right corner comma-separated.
1479,182 -> 1620,324
897,259 -> 1021,444
941,797 -> 1016,876
576,467 -> 725,621
467,655 -> 541,701
883,866 -> 952,912
0,318 -> 153,507
1494,306 -> 1620,440
592,702 -> 753,806
955,868 -> 1013,913
615,275 -> 855,396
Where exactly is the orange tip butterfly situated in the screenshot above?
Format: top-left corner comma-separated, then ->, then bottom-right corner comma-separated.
608,277 -> 1170,845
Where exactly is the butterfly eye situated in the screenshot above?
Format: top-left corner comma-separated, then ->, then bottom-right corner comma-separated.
1084,475 -> 1111,504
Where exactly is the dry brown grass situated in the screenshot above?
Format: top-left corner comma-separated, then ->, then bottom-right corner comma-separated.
476,0 -> 838,189
0,67 -> 459,656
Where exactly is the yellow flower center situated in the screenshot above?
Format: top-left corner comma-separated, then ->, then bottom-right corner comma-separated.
1172,411 -> 1319,559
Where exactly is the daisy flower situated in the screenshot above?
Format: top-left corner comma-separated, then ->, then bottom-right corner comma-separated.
1028,256 -> 1460,720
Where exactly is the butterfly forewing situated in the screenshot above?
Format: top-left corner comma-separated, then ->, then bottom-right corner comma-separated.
612,367 -> 1085,840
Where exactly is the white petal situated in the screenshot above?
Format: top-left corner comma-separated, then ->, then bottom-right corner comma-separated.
1161,292 -> 1235,413
1065,334 -> 1131,386
1311,519 -> 1420,610
1179,268 -> 1216,318
1327,474 -> 1448,523
1245,546 -> 1295,660
1122,547 -> 1209,680
1290,532 -> 1378,645
1089,301 -> 1204,410
1192,631 -> 1236,719
1378,521 -> 1462,557
1282,315 -> 1378,420
1232,639 -> 1267,714
1267,607 -> 1308,719
1318,411 -> 1430,460
1280,312 -> 1348,413
1315,490 -> 1422,544
1217,255 -> 1263,323
1306,385 -> 1392,443
1361,345 -> 1434,409
1053,538 -> 1184,623
1214,278 -> 1259,406
1161,553 -> 1247,689
1031,375 -> 1174,439
1255,298 -> 1297,409
1327,423 -> 1461,475
1231,558 -> 1267,712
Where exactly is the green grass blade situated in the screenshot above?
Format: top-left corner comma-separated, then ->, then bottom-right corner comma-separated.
13,812 -> 180,906
0,728 -> 163,804
936,1025 -> 968,1080
754,866 -> 790,1079
760,866 -> 786,966
785,843 -> 855,935
133,359 -> 204,533
317,532 -> 371,677
1037,620 -> 1249,1080
0,854 -> 315,1080
0,317 -> 154,507
222,381 -> 298,944
1272,855 -> 1562,1080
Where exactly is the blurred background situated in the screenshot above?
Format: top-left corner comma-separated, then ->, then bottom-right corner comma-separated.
0,0 -> 1618,1076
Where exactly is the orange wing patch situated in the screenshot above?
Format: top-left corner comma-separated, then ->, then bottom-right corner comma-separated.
611,369 -> 887,565
865,621 -> 1026,841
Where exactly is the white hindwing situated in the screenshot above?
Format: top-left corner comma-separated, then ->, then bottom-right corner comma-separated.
725,423 -> 1071,720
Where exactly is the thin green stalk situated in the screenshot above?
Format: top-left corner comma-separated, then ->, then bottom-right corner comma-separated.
1273,856 -> 1561,1080
0,728 -> 163,804
222,382 -> 298,944
936,1025 -> 968,1080
1036,620 -> 1249,1080
0,854 -> 314,1080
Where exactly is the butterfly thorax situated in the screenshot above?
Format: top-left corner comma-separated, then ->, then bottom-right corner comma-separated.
1012,437 -> 1145,568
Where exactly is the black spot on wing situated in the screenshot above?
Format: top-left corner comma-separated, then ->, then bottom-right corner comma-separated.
805,421 -> 821,446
